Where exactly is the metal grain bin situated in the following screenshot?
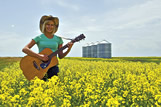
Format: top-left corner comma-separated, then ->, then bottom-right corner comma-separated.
82,45 -> 87,57
97,40 -> 111,58
91,41 -> 99,58
87,43 -> 92,57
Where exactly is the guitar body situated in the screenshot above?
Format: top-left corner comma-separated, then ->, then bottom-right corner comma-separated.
20,48 -> 58,80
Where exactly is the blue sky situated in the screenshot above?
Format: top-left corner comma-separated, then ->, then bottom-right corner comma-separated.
0,0 -> 161,57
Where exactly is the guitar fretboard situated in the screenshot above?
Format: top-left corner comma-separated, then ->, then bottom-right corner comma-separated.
48,44 -> 68,59
48,34 -> 85,59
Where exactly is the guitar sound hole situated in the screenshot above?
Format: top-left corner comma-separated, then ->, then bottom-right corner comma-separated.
40,59 -> 51,69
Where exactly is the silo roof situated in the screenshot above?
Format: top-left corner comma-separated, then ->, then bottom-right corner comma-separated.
83,43 -> 93,47
93,41 -> 99,45
87,42 -> 94,46
83,43 -> 89,47
99,40 -> 110,44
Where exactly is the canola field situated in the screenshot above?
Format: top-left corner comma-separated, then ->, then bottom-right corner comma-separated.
0,57 -> 161,106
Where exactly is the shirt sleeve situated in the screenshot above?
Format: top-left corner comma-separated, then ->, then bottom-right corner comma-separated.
59,37 -> 63,45
32,36 -> 40,43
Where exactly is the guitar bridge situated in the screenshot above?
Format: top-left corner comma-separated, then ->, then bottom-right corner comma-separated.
33,61 -> 40,70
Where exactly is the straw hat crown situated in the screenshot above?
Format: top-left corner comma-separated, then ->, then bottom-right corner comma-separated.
40,15 -> 59,33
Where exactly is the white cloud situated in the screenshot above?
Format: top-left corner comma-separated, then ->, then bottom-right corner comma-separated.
56,1 -> 79,11
103,0 -> 161,30
40,0 -> 79,11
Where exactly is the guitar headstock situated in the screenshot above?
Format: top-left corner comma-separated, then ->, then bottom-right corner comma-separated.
72,34 -> 86,43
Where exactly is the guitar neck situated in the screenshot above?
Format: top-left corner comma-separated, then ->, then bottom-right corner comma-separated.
48,34 -> 85,59
48,44 -> 69,59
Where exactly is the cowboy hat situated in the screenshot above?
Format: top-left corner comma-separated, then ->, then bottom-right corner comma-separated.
40,15 -> 59,33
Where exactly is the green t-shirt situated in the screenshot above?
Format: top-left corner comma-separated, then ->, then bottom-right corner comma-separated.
33,34 -> 63,53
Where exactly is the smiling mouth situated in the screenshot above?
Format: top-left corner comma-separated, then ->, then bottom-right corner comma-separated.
47,29 -> 53,32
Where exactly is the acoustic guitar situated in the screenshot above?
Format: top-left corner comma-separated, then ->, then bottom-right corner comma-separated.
20,34 -> 85,80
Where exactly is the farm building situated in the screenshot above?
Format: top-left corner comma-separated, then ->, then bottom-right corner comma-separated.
82,40 -> 112,58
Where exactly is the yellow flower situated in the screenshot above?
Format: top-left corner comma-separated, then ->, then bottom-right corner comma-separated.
123,91 -> 128,98
1,58 -> 161,106
10,95 -> 20,103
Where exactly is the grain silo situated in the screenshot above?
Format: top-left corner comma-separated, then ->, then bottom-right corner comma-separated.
82,43 -> 89,57
91,41 -> 99,58
82,45 -> 87,57
90,42 -> 94,58
87,43 -> 92,57
97,40 -> 111,58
